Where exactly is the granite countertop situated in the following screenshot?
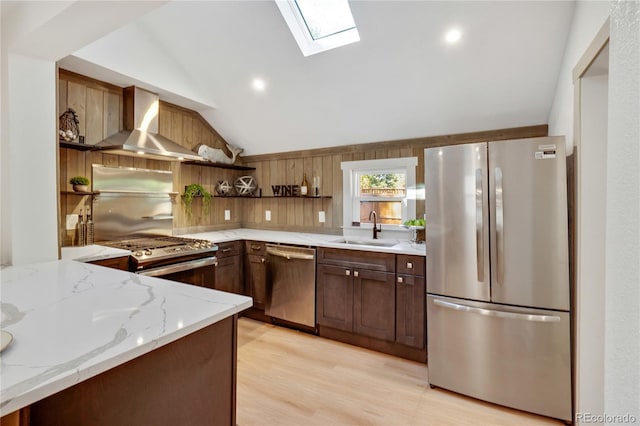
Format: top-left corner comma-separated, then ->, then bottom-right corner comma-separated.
178,229 -> 426,256
0,260 -> 252,416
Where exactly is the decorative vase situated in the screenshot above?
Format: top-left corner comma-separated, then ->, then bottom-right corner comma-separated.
73,184 -> 89,192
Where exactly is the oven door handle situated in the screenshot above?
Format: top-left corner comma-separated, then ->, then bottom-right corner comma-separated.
137,256 -> 218,277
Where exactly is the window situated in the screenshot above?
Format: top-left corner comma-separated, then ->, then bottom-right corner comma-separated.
275,0 -> 360,57
342,157 -> 418,229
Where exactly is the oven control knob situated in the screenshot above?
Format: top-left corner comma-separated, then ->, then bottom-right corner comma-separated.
144,249 -> 152,256
204,241 -> 212,247
134,250 -> 143,257
193,242 -> 201,248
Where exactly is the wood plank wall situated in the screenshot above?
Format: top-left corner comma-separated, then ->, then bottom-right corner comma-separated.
58,70 -> 239,245
57,69 -> 548,245
240,124 -> 548,234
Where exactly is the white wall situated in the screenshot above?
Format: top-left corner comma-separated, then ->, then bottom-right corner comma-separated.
1,54 -> 59,266
577,73 -> 608,418
605,0 -> 640,420
0,1 -> 166,266
548,1 -> 610,153
549,0 -> 640,422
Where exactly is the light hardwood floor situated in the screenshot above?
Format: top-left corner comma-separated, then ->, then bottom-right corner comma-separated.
236,318 -> 564,426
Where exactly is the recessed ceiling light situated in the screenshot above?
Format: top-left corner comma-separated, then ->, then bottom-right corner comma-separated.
445,29 -> 462,44
252,78 -> 266,92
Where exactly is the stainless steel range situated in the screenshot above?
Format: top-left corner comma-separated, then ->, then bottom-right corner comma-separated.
105,236 -> 217,272
104,237 -> 218,288
93,165 -> 218,288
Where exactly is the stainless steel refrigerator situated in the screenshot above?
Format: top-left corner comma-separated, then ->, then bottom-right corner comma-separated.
425,136 -> 571,421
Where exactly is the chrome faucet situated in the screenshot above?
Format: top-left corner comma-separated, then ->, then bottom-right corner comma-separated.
369,210 -> 382,239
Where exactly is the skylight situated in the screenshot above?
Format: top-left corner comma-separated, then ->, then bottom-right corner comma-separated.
276,0 -> 360,56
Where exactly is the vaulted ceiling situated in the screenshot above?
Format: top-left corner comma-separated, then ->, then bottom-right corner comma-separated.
54,1 -> 575,155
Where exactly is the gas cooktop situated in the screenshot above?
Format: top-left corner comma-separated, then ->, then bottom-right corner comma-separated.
104,236 -> 217,269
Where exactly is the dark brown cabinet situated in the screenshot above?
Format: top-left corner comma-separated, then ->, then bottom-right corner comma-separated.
214,241 -> 243,294
395,255 -> 426,348
317,248 -> 396,342
244,241 -> 267,309
317,248 -> 427,361
353,269 -> 396,341
316,264 -> 353,331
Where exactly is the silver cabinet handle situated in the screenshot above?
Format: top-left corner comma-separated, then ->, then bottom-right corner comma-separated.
354,271 -> 359,277
433,299 -> 560,323
346,270 -> 351,276
397,276 -> 403,283
261,257 -> 265,263
136,257 -> 218,277
475,168 -> 485,282
141,215 -> 174,220
407,262 -> 413,269
495,167 -> 504,286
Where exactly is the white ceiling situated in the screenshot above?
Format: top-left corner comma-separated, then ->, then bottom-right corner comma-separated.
57,1 -> 576,156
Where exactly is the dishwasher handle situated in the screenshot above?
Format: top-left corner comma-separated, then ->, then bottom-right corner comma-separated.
266,247 -> 315,260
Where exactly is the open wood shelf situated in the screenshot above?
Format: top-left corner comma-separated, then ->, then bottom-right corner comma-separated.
182,160 -> 256,171
214,195 -> 332,199
61,191 -> 95,195
59,140 -> 94,151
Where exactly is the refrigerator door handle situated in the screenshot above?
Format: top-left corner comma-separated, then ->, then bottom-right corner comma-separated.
495,167 -> 504,286
433,298 -> 561,323
475,168 -> 484,282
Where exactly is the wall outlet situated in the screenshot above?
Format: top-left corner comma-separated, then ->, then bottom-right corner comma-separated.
265,210 -> 271,221
318,211 -> 326,223
224,210 -> 231,221
66,214 -> 78,230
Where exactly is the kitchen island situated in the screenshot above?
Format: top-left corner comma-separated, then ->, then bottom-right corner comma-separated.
0,260 -> 252,425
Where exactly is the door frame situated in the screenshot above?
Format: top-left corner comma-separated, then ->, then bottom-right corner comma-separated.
572,17 -> 610,419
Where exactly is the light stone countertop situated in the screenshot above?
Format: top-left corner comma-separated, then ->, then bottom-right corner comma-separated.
61,245 -> 131,262
0,260 -> 252,416
60,229 -> 425,263
178,228 -> 426,256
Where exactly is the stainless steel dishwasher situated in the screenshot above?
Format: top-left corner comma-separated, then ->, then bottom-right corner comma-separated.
265,243 -> 316,328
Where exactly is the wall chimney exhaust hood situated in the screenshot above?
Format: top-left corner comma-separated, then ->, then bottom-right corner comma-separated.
94,86 -> 204,162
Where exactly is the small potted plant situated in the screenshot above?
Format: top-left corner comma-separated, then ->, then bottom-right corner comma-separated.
183,183 -> 212,219
69,176 -> 90,192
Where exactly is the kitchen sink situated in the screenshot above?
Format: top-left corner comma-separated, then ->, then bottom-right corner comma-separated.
332,238 -> 399,248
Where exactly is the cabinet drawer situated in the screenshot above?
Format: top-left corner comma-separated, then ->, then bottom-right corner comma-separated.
317,248 -> 395,273
396,255 -> 425,276
216,240 -> 241,258
244,240 -> 266,255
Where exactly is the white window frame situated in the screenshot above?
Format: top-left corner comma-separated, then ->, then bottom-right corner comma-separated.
275,0 -> 360,57
341,157 -> 418,230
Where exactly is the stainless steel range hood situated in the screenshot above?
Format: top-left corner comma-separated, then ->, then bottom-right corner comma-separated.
94,86 -> 204,162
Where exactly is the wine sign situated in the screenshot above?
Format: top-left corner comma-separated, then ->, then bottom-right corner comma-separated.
271,185 -> 302,197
